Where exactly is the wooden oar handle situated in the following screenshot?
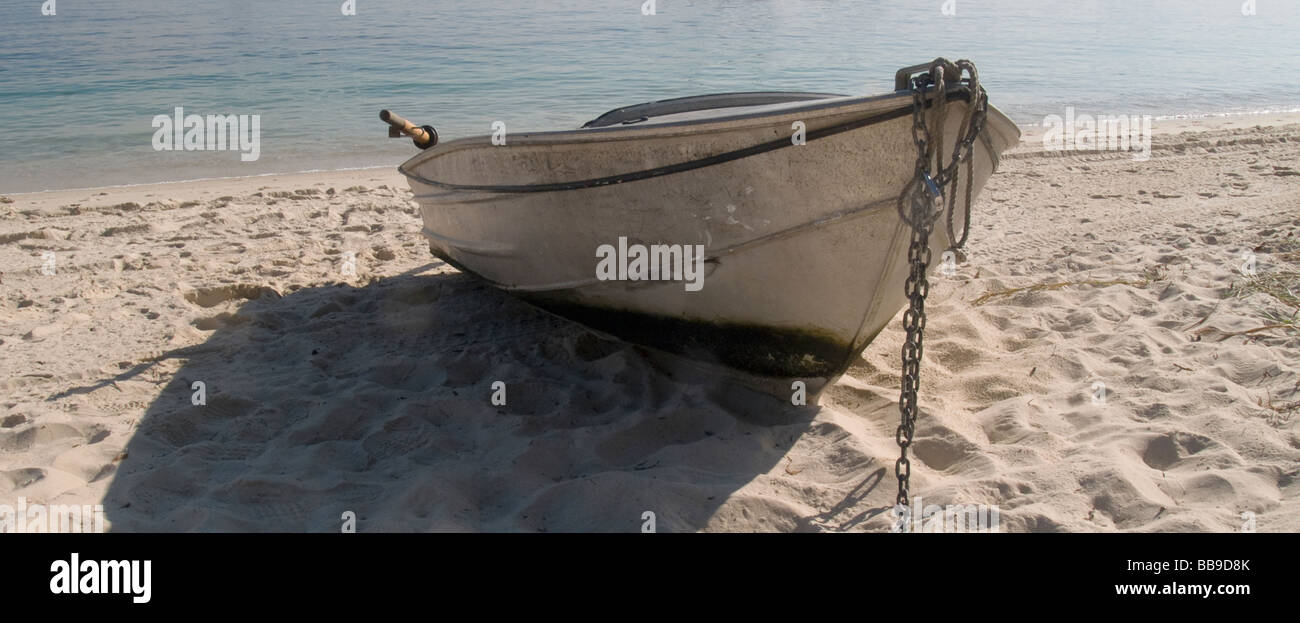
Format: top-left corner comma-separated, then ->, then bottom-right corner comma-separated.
380,109 -> 438,149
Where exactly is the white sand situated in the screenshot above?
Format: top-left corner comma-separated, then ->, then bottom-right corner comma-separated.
2,116 -> 1297,532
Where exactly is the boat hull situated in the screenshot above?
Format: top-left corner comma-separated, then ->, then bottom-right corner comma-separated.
399,88 -> 1020,400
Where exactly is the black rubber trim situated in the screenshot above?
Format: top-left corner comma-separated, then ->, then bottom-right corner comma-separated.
417,125 -> 439,149
402,89 -> 969,194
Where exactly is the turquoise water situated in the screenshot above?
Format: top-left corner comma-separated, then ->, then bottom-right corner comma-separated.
2,0 -> 1298,193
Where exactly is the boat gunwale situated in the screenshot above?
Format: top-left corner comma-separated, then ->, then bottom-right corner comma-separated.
398,87 -> 1019,194
398,86 -> 970,174
402,104 -> 916,193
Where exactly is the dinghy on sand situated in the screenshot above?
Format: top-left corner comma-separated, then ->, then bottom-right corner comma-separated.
381,59 -> 1019,403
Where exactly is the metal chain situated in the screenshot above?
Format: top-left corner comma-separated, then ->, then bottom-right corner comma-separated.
944,60 -> 989,251
893,59 -> 989,513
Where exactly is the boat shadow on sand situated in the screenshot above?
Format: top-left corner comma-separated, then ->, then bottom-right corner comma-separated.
79,263 -> 889,531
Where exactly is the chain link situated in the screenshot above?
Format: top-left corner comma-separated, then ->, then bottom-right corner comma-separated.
894,59 -> 989,512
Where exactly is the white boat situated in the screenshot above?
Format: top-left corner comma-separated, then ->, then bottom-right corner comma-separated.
383,60 -> 1020,402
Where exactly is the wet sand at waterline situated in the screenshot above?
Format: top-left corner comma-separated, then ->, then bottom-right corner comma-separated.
2,114 -> 1298,532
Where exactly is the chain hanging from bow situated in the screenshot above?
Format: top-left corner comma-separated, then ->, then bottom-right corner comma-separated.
893,59 -> 989,518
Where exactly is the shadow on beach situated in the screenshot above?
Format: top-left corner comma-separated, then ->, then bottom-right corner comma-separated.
86,264 -> 834,532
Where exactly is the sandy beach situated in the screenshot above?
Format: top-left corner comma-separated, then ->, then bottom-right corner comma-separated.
2,113 -> 1298,532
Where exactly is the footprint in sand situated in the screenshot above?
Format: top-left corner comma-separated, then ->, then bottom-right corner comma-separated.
181,283 -> 279,308
1140,431 -> 1226,471
0,467 -> 46,492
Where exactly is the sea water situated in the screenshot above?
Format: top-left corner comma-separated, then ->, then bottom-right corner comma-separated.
1,0 -> 1297,193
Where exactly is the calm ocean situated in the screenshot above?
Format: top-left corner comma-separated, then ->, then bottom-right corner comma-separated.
2,0 -> 1298,193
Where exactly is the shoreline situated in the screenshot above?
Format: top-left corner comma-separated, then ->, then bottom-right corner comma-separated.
1015,109 -> 1300,147
1,167 -> 410,217
0,165 -> 397,198
6,110 -> 1300,201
